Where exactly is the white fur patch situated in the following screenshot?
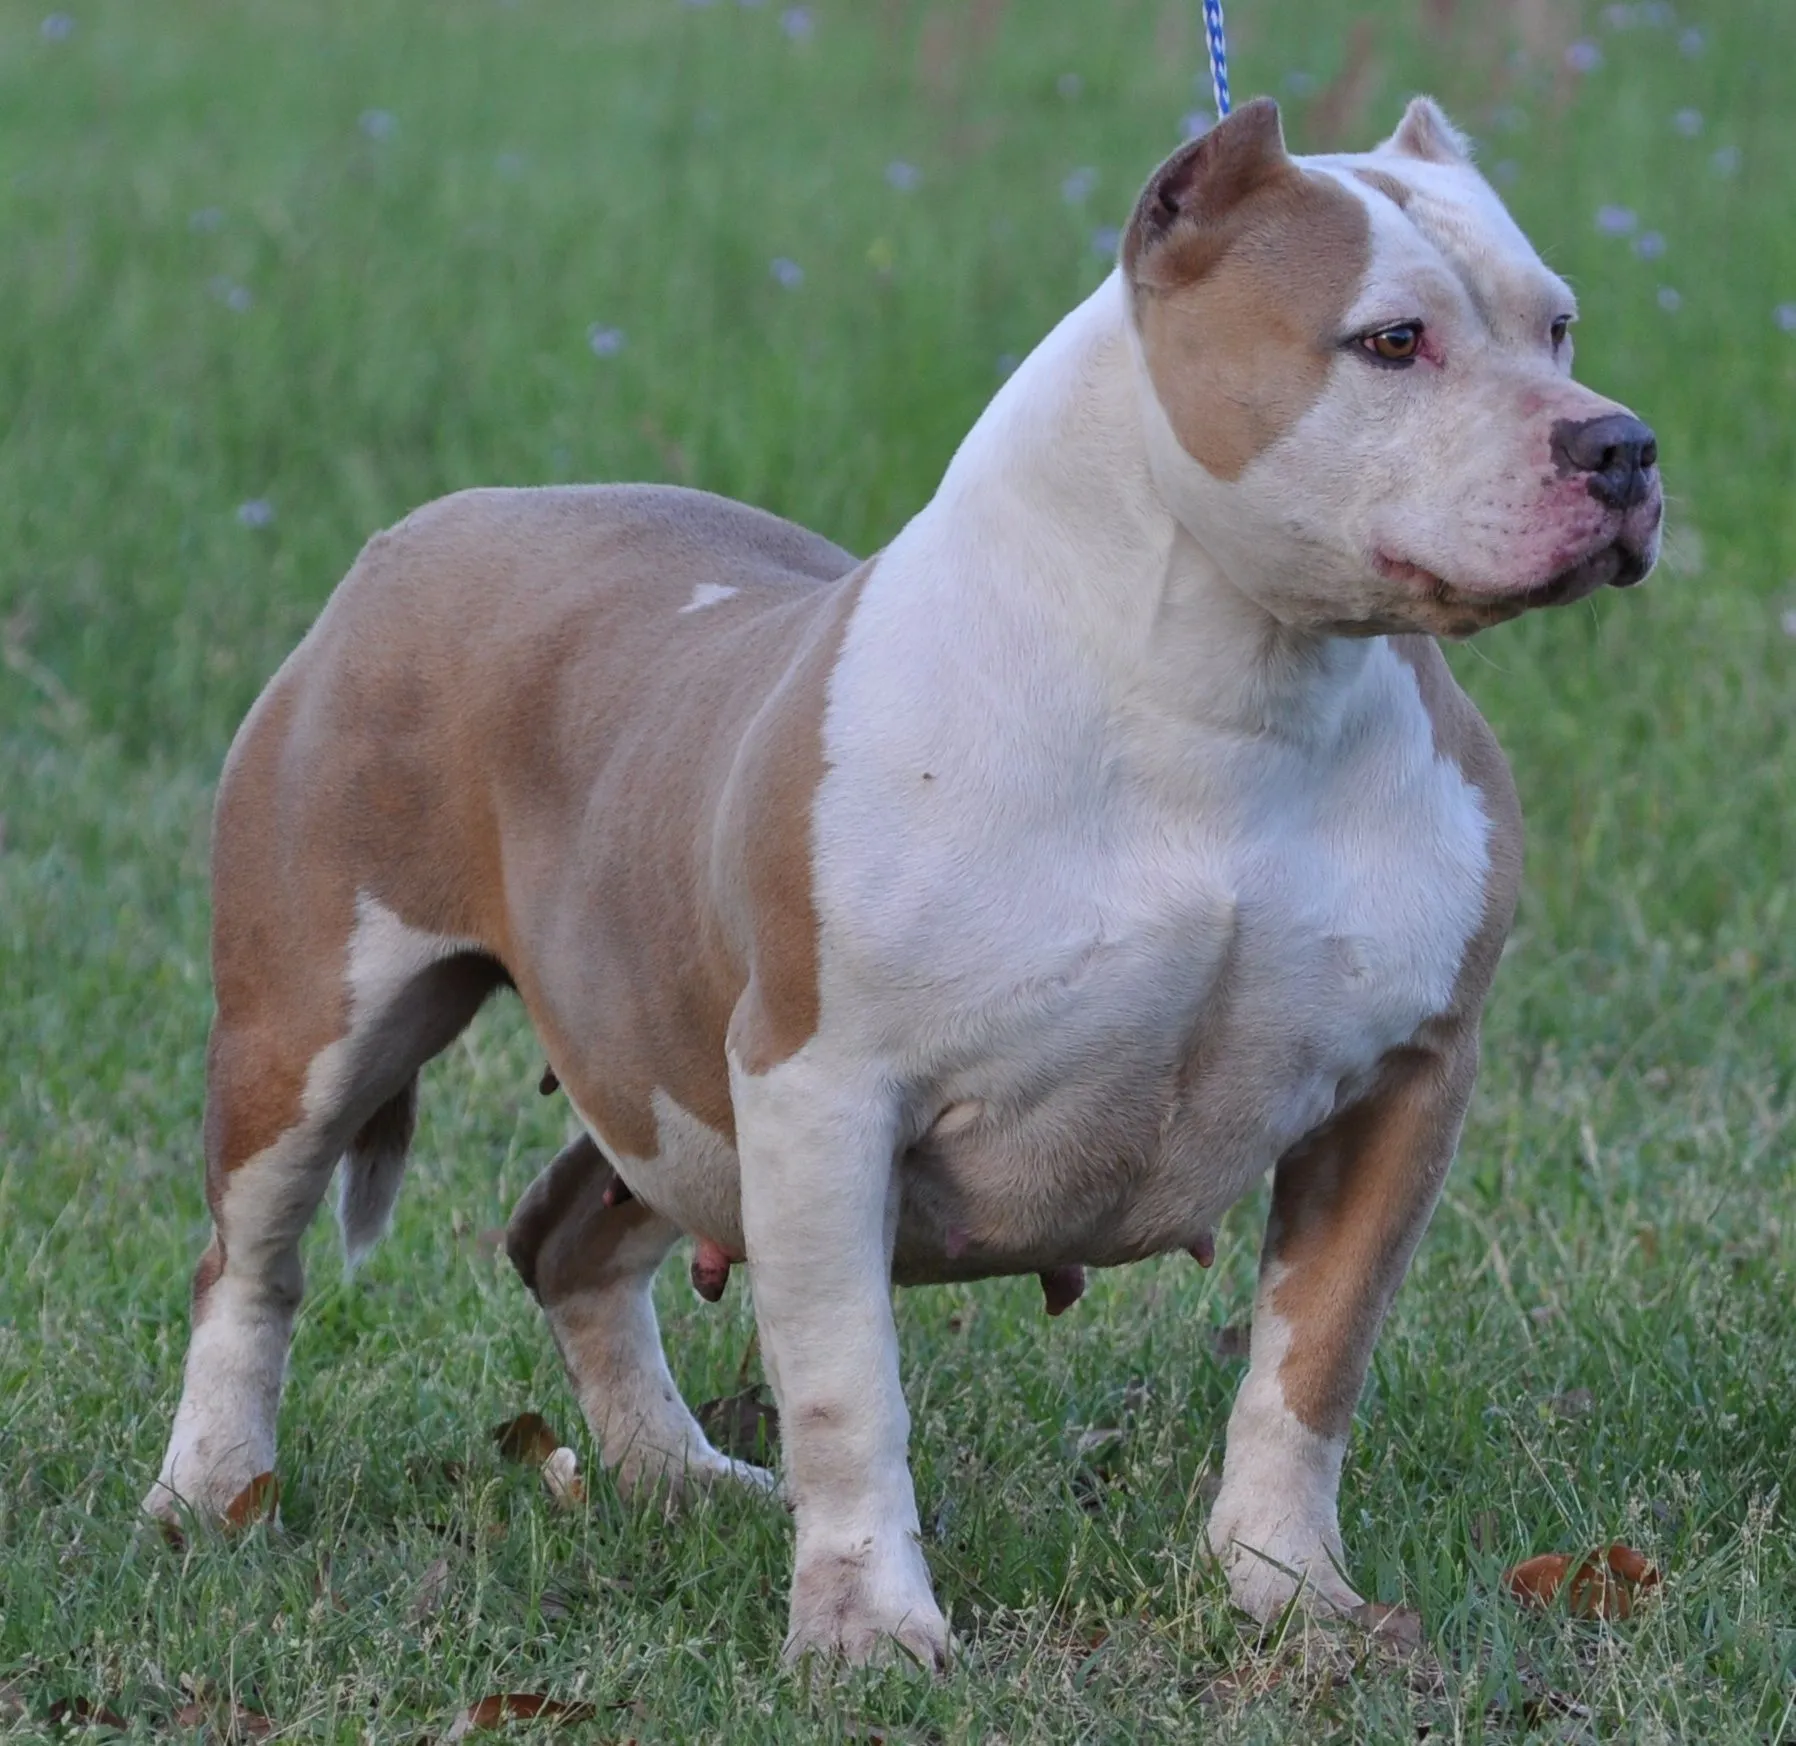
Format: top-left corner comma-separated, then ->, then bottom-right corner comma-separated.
679,582 -> 738,614
1205,1287 -> 1361,1618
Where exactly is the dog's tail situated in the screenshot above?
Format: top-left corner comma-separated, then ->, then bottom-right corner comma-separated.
336,1078 -> 418,1269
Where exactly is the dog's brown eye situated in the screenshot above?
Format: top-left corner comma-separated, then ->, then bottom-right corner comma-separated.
1363,323 -> 1422,363
1550,315 -> 1572,349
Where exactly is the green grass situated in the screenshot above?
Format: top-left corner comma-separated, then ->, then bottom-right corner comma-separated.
2,0 -> 1794,1738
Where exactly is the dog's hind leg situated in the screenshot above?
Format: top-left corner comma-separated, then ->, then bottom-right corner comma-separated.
506,1135 -> 774,1502
144,890 -> 502,1528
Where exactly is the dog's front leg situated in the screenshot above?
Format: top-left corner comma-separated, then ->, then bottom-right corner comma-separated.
1206,1035 -> 1477,1621
732,1051 -> 947,1671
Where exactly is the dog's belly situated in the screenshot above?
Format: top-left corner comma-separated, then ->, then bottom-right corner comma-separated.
887,945 -> 1427,1284
587,910 -> 1445,1286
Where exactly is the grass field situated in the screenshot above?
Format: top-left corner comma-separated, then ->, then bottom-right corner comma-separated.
2,0 -> 1794,1738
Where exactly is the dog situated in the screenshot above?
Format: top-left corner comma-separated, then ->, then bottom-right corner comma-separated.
144,97 -> 1662,1667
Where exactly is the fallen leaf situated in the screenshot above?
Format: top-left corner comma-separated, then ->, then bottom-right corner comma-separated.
1504,1543 -> 1660,1619
45,1697 -> 129,1730
1349,1600 -> 1424,1653
541,1447 -> 586,1509
695,1387 -> 779,1464
442,1694 -> 597,1741
1210,1323 -> 1252,1361
1547,1388 -> 1594,1420
171,1698 -> 273,1740
408,1555 -> 452,1623
492,1413 -> 560,1467
223,1472 -> 279,1529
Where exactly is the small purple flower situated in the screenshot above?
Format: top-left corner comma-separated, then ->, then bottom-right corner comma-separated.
1601,3 -> 1635,26
1776,304 -> 1796,334
359,108 -> 397,141
1678,26 -> 1704,55
1656,286 -> 1682,312
770,257 -> 804,289
1640,1 -> 1674,22
1634,230 -> 1666,260
496,150 -> 528,177
1493,160 -> 1520,186
1711,145 -> 1741,177
1181,110 -> 1215,141
995,353 -> 1019,378
188,206 -> 225,233
1090,226 -> 1121,260
208,275 -> 252,312
779,6 -> 812,41
1060,166 -> 1098,204
885,160 -> 921,192
40,12 -> 75,40
1057,73 -> 1083,100
1673,108 -> 1703,137
1491,105 -> 1527,135
1283,70 -> 1316,95
1564,40 -> 1603,73
236,499 -> 274,528
1595,204 -> 1637,236
587,324 -> 626,357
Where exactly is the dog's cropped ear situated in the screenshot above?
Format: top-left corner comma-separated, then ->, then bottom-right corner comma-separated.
1123,98 -> 1293,290
1381,96 -> 1472,167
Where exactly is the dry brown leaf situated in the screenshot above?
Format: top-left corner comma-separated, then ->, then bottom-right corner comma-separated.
223,1472 -> 279,1529
540,1446 -> 586,1509
171,1698 -> 273,1740
1350,1600 -> 1424,1653
408,1555 -> 452,1624
441,1694 -> 597,1740
695,1387 -> 779,1464
491,1413 -> 560,1467
1504,1543 -> 1660,1619
46,1696 -> 129,1730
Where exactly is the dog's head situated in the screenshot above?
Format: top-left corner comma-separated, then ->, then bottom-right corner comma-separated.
1122,98 -> 1662,638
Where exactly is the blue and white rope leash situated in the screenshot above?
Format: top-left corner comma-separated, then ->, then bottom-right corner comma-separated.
1203,0 -> 1232,119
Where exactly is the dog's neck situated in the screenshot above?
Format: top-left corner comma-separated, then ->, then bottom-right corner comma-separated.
898,272 -> 1374,745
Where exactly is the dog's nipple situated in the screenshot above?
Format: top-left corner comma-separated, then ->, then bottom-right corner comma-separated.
1040,1265 -> 1087,1316
1188,1231 -> 1216,1268
691,1238 -> 736,1302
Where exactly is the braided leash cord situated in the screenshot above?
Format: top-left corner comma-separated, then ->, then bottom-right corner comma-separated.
1203,0 -> 1232,118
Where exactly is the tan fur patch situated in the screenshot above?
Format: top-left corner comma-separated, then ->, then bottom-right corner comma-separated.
1265,639 -> 1522,1436
1127,138 -> 1371,480
1348,167 -> 1413,209
210,487 -> 865,1174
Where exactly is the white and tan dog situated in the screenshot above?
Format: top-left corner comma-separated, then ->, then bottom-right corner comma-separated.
146,99 -> 1661,1666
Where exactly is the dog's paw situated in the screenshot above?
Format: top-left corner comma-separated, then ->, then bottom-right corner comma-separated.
1205,1504 -> 1363,1622
783,1534 -> 949,1672
612,1445 -> 777,1509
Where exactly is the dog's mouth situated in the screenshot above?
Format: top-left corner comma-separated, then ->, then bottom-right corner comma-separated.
1375,535 -> 1653,632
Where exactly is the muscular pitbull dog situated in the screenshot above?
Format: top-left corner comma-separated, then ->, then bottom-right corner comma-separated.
145,99 -> 1662,1665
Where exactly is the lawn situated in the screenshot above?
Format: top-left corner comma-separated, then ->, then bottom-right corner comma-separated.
2,0 -> 1793,1739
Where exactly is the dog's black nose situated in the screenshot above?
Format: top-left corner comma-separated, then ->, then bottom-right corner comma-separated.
1551,413 -> 1659,510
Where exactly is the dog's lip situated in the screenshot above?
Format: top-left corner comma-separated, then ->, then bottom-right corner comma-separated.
1374,539 -> 1649,611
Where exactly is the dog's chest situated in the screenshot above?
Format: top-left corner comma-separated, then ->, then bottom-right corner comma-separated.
887,653 -> 1493,1278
